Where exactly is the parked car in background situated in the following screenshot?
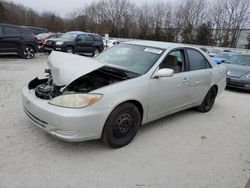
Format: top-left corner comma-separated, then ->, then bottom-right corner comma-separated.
224,54 -> 250,91
103,39 -> 120,49
36,32 -> 62,50
200,47 -> 208,53
21,26 -> 48,35
208,49 -> 221,57
213,52 -> 240,64
22,41 -> 226,148
43,31 -> 104,56
0,23 -> 38,59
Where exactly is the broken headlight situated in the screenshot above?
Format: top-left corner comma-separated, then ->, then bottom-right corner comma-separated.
48,93 -> 102,108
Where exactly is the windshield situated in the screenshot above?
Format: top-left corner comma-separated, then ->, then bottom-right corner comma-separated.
214,53 -> 234,60
95,44 -> 164,74
37,33 -> 51,40
229,55 -> 250,66
61,32 -> 78,40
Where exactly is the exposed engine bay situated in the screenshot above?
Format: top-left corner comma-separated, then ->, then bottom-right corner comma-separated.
28,66 -> 139,100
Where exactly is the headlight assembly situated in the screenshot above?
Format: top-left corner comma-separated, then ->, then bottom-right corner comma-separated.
56,41 -> 64,45
49,93 -> 102,108
246,72 -> 250,79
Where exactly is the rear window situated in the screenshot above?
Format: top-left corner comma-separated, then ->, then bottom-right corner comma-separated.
187,49 -> 212,70
93,35 -> 101,41
86,34 -> 94,41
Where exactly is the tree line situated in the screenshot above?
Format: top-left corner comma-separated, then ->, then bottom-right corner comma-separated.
0,0 -> 249,48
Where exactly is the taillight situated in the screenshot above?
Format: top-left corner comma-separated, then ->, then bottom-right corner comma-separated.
33,34 -> 37,40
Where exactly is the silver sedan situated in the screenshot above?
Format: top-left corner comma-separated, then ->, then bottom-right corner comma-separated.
22,41 -> 226,148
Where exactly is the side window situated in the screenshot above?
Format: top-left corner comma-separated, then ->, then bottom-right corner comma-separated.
159,49 -> 185,73
3,26 -> 21,35
93,35 -> 101,41
86,34 -> 94,41
77,34 -> 86,41
187,49 -> 211,71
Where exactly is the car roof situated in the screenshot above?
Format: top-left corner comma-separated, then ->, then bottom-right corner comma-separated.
67,31 -> 100,36
124,40 -> 192,50
0,23 -> 23,28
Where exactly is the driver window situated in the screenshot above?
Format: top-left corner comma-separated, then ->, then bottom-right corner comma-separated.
159,50 -> 185,73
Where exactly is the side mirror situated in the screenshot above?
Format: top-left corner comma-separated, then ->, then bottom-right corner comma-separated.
153,68 -> 174,78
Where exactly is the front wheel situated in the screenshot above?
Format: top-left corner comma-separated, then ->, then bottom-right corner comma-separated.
196,86 -> 217,113
101,103 -> 141,148
22,46 -> 35,59
65,47 -> 74,54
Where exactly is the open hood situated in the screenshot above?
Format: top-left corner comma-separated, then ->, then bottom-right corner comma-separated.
47,51 -> 104,86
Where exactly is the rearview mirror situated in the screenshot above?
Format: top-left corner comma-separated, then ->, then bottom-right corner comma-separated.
153,68 -> 174,78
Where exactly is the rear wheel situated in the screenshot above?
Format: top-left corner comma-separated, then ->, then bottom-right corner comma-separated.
101,103 -> 141,148
22,46 -> 35,59
92,47 -> 100,57
197,86 -> 217,113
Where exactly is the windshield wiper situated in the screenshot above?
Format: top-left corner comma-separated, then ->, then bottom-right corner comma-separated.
101,67 -> 128,79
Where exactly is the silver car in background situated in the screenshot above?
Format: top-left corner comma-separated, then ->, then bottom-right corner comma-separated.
22,41 -> 226,148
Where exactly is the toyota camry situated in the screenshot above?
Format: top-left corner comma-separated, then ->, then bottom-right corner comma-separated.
22,41 -> 226,148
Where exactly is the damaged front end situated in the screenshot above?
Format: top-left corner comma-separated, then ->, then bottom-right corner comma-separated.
28,51 -> 139,101
28,69 -> 63,99
28,66 -> 139,100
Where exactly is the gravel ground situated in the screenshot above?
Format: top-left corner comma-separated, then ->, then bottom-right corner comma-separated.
0,54 -> 250,188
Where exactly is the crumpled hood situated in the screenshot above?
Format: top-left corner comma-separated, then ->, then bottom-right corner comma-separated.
48,51 -> 104,86
225,63 -> 250,78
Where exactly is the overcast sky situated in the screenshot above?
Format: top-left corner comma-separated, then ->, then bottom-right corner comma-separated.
5,0 -> 150,17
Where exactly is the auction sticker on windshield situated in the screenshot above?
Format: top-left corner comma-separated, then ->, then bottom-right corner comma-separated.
144,48 -> 163,54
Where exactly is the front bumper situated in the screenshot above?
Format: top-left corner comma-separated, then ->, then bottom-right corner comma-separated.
226,77 -> 250,91
22,86 -> 111,142
43,45 -> 65,52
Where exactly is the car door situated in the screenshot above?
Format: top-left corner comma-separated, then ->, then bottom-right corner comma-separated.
0,25 -> 22,53
148,48 -> 193,120
185,48 -> 213,103
75,34 -> 94,53
85,34 -> 95,52
75,34 -> 86,53
0,26 -> 3,53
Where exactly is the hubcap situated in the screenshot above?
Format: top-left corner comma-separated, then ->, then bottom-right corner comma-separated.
113,113 -> 134,138
67,48 -> 73,53
24,47 -> 34,59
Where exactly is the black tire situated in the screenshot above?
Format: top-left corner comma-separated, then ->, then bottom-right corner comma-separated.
101,103 -> 141,148
65,47 -> 74,54
92,47 -> 100,57
197,87 -> 217,113
21,46 -> 35,59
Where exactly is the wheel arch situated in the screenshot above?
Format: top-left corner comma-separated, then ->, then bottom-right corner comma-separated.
101,99 -> 144,136
19,43 -> 37,55
211,84 -> 218,94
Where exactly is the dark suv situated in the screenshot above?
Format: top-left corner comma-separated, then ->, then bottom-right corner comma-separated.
44,31 -> 104,56
0,23 -> 38,59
